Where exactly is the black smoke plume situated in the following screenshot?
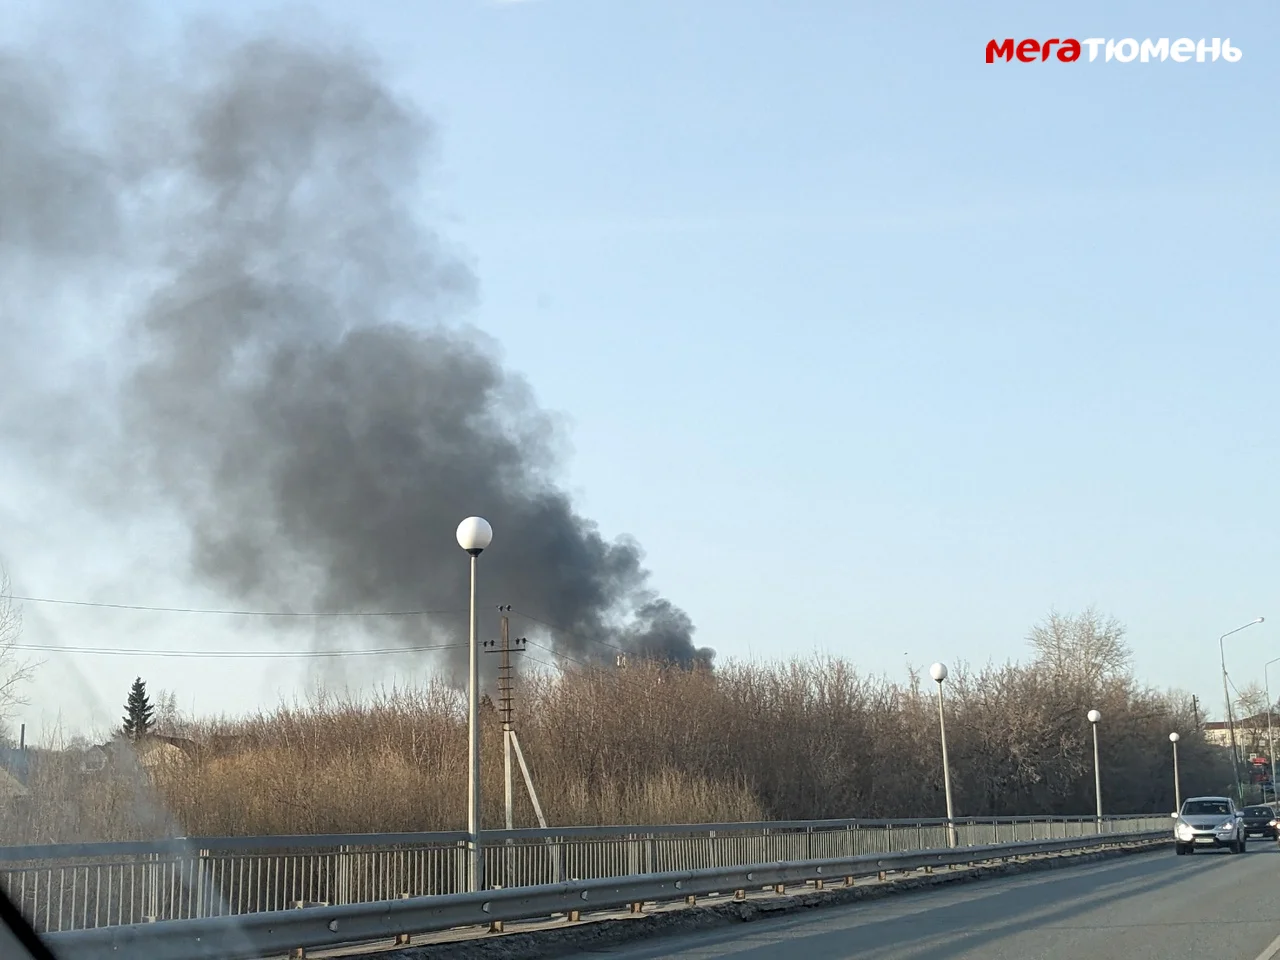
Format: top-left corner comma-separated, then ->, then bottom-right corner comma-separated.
2,29 -> 713,672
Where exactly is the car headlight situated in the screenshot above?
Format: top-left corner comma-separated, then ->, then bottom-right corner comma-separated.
1176,822 -> 1195,839
1219,820 -> 1236,831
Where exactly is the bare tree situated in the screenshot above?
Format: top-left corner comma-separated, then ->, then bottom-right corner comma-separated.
1233,681 -> 1271,758
152,688 -> 187,737
0,568 -> 39,741
1235,681 -> 1267,718
1028,607 -> 1131,691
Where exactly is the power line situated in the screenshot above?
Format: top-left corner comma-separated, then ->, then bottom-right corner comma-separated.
2,594 -> 462,618
519,651 -> 564,675
3,597 -> 681,673
521,639 -> 675,699
1228,675 -> 1257,711
493,645 -> 687,732
10,641 -> 467,659
517,649 -> 642,691
508,609 -> 629,656
510,610 -> 705,697
523,638 -> 608,670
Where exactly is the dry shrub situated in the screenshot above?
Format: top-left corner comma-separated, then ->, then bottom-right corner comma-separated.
553,768 -> 763,826
0,613 -> 1236,844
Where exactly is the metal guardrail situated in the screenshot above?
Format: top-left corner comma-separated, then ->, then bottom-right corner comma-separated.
0,814 -> 1169,934
43,829 -> 1168,960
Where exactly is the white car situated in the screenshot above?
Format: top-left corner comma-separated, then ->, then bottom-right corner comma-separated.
1173,796 -> 1247,854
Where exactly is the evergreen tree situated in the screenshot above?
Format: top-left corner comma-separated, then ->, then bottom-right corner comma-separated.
121,676 -> 154,741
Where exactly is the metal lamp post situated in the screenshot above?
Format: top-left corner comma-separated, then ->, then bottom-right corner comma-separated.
1169,732 -> 1181,812
1265,657 -> 1280,803
930,662 -> 957,848
1219,618 -> 1265,802
1087,709 -> 1102,832
456,516 -> 494,893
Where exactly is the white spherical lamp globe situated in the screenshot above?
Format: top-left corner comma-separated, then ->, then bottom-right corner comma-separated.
929,662 -> 948,683
456,517 -> 494,555
1087,709 -> 1101,724
1169,732 -> 1180,743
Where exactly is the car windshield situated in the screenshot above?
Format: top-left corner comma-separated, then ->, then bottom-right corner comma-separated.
0,5 -> 1268,960
1183,801 -> 1232,816
1243,807 -> 1273,817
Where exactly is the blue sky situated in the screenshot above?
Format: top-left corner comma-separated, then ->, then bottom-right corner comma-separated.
2,0 -> 1277,739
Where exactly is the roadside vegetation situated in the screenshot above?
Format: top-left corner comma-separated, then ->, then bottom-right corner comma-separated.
1,609 -> 1235,844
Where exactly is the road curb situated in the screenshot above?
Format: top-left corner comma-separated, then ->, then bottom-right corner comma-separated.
370,838 -> 1170,960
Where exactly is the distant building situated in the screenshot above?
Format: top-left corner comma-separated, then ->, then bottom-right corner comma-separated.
1203,714 -> 1274,753
91,734 -> 198,772
80,745 -> 109,773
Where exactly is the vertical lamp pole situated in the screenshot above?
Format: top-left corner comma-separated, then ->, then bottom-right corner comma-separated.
1169,732 -> 1181,812
1087,709 -> 1102,833
1219,618 -> 1265,803
457,516 -> 494,894
1265,657 -> 1280,803
930,663 -> 957,848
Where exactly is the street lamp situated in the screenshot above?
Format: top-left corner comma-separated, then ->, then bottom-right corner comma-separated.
456,516 -> 494,893
1169,732 -> 1181,812
1087,709 -> 1102,832
1265,656 -> 1280,803
1219,618 -> 1265,802
930,662 -> 957,848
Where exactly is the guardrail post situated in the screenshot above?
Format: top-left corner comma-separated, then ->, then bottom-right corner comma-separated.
630,901 -> 645,913
396,893 -> 412,944
291,900 -> 328,958
567,910 -> 580,923
489,886 -> 504,933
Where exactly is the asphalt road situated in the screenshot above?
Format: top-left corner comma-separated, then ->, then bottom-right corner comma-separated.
591,843 -> 1280,960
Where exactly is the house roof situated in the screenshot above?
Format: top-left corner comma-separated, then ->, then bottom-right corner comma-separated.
1204,714 -> 1273,731
95,735 -> 198,769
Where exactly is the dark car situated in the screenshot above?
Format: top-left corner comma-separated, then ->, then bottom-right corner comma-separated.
1241,805 -> 1278,839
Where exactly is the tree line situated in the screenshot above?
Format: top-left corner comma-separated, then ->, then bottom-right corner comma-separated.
0,608 -> 1235,844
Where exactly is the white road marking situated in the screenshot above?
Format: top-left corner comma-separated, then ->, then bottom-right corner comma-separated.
1254,931 -> 1280,960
